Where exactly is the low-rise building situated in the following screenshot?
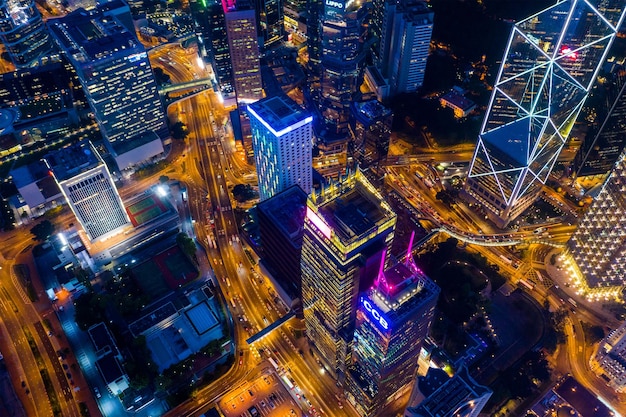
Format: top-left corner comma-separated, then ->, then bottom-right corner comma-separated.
592,321 -> 626,392
439,89 -> 476,118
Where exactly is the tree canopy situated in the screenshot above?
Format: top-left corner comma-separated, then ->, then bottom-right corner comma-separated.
30,220 -> 55,241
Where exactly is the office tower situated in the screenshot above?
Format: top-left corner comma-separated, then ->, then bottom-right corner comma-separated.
572,64 -> 626,179
0,0 -> 55,68
190,0 -> 235,102
465,0 -> 626,228
404,366 -> 492,417
257,185 -> 307,302
566,151 -> 626,297
379,0 -> 433,96
224,0 -> 263,103
248,95 -> 313,200
48,8 -> 169,168
308,0 -> 368,143
45,141 -> 131,242
591,321 -> 626,393
345,240 -> 440,416
301,169 -> 397,380
254,0 -> 283,50
350,99 -> 393,167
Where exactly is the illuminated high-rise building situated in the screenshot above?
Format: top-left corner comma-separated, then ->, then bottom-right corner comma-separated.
223,0 -> 263,102
379,0 -> 433,96
572,64 -> 626,179
308,0 -> 368,144
254,0 -> 283,50
0,0 -> 55,68
248,95 -> 313,201
301,169 -> 396,380
49,7 -> 169,168
45,141 -> 131,242
465,0 -> 626,228
345,238 -> 440,417
567,150 -> 626,297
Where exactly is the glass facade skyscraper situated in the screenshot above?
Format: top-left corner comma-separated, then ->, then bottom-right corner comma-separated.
45,141 -> 130,242
49,8 -> 169,159
572,65 -> 626,179
466,0 -> 626,228
0,0 -> 54,68
567,150 -> 626,299
248,95 -> 313,201
308,0 -> 368,144
345,249 -> 440,416
301,169 -> 396,380
224,0 -> 263,102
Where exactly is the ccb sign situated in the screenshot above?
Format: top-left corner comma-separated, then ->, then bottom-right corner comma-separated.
361,297 -> 389,330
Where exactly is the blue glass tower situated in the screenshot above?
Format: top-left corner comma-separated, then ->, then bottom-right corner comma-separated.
466,0 -> 626,227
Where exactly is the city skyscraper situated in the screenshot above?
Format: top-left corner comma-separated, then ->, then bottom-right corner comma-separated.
308,0 -> 368,144
254,0 -> 283,50
248,95 -> 313,200
0,0 -> 55,68
465,0 -> 626,228
572,64 -> 626,179
48,7 -> 169,168
379,0 -> 433,96
301,169 -> 396,380
45,141 -> 131,242
223,0 -> 263,102
345,238 -> 440,416
566,149 -> 626,299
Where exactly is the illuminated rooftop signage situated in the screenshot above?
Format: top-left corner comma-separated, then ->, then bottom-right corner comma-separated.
361,296 -> 389,330
306,206 -> 331,239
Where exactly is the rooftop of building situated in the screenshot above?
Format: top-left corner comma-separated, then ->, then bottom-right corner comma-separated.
402,0 -> 434,21
95,352 -> 125,384
311,170 -> 395,243
88,322 -> 117,353
257,185 -> 307,239
44,140 -> 102,182
109,131 -> 161,156
409,366 -> 491,417
368,261 -> 439,316
49,8 -> 141,63
555,376 -> 613,417
248,95 -> 312,137
352,99 -> 392,123
440,90 -> 476,111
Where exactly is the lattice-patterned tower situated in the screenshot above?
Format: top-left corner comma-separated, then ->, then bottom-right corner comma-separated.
466,0 -> 626,228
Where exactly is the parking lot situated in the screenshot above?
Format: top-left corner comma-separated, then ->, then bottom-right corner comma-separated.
219,371 -> 302,417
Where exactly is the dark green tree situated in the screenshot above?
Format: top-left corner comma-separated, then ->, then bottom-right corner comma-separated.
30,220 -> 55,241
170,121 -> 189,140
177,232 -> 197,260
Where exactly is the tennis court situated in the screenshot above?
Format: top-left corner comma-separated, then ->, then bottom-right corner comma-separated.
154,246 -> 198,288
132,261 -> 170,298
126,195 -> 169,226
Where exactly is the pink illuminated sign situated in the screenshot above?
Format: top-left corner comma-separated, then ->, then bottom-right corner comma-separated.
306,207 -> 331,239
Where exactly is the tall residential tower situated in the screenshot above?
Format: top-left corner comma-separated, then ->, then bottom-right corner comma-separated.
248,95 -> 313,201
301,169 -> 396,380
465,0 -> 626,227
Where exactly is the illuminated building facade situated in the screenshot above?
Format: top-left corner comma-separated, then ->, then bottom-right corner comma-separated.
248,95 -> 313,200
349,99 -> 393,167
466,0 -> 626,228
45,141 -> 130,242
0,0 -> 54,68
567,151 -> 626,296
379,0 -> 433,96
345,240 -> 439,417
301,169 -> 396,380
404,366 -> 492,417
308,0 -> 368,144
49,8 -> 168,163
224,0 -> 263,102
254,0 -> 283,50
572,64 -> 626,179
592,321 -> 626,392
